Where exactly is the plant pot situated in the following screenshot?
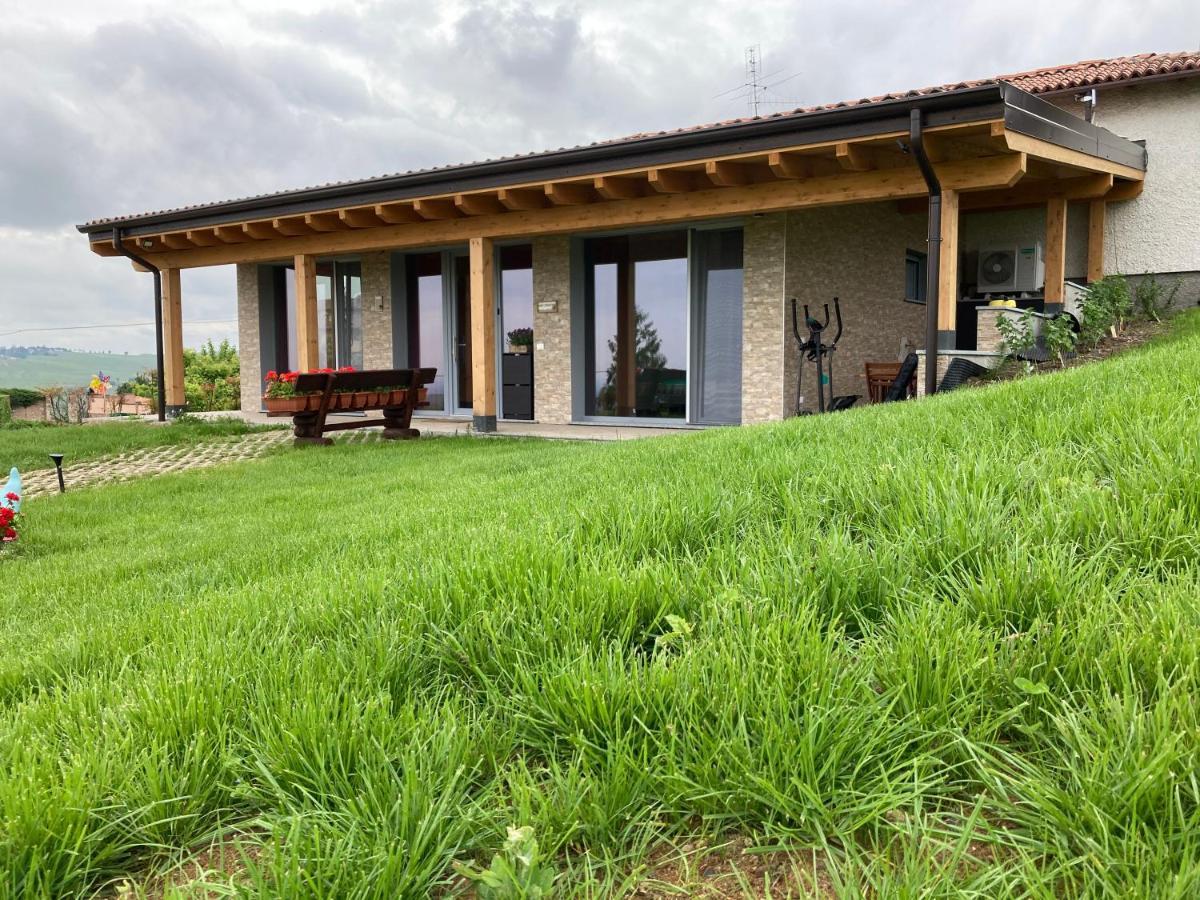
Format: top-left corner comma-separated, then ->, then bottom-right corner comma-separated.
264,394 -> 317,414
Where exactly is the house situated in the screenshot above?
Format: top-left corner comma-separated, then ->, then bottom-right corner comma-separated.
76,51 -> 1199,428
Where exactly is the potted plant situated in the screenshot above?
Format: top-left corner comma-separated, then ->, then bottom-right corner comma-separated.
263,370 -> 318,413
507,327 -> 533,354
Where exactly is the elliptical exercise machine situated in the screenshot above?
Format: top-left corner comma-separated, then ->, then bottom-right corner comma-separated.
791,296 -> 860,415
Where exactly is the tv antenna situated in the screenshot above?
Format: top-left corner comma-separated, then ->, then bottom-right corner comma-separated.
715,44 -> 805,117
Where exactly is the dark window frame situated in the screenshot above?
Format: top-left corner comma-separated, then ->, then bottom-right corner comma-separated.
905,249 -> 927,304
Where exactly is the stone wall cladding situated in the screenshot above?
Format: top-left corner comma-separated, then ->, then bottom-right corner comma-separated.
784,203 -> 928,413
360,251 -> 393,368
741,213 -> 788,423
236,263 -> 262,413
532,236 -> 573,424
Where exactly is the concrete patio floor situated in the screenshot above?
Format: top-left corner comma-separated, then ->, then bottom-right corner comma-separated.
194,411 -> 706,441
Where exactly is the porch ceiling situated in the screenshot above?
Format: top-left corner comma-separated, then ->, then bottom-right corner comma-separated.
83,87 -> 1146,271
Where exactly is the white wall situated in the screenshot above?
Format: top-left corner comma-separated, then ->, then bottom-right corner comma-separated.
1053,78 -> 1200,277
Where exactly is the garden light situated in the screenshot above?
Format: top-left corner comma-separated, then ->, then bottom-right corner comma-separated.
49,454 -> 65,493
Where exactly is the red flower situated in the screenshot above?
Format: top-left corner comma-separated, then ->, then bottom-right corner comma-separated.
337,366 -> 356,372
4,492 -> 17,502
2,526 -> 15,542
0,509 -> 12,526
265,370 -> 279,381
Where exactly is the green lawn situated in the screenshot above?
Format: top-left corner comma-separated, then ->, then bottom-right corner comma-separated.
0,417 -> 282,473
3,314 -> 1200,897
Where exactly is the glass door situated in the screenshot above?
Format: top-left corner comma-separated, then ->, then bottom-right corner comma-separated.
452,253 -> 473,414
280,260 -> 363,371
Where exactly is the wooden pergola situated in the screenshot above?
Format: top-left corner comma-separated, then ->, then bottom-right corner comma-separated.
80,85 -> 1145,426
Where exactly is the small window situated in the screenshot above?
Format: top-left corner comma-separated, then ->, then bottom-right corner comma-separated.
905,249 -> 927,304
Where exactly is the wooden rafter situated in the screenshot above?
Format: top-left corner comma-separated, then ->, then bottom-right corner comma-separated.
273,217 -> 313,236
648,167 -> 701,193
185,229 -> 220,247
497,188 -> 549,211
305,212 -> 345,232
340,208 -> 385,228
901,172 -> 1115,214
455,193 -> 506,216
705,160 -> 753,186
242,221 -> 280,240
124,153 -> 1029,270
213,225 -> 246,244
375,202 -> 421,224
160,233 -> 195,250
544,182 -> 596,205
413,198 -> 461,220
594,175 -> 649,200
835,142 -> 872,172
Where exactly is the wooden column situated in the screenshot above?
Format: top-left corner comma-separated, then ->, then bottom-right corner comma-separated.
294,254 -> 319,370
1087,199 -> 1106,283
469,236 -> 497,432
937,189 -> 960,348
161,267 -> 186,414
1044,196 -> 1068,310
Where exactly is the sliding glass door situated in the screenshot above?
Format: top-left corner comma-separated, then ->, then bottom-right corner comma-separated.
581,226 -> 742,423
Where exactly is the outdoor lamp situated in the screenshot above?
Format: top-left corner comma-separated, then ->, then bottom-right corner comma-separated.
49,454 -> 65,493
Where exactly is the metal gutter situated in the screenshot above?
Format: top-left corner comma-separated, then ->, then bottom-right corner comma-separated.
79,85 -> 1013,240
110,230 -> 167,422
908,109 -> 943,398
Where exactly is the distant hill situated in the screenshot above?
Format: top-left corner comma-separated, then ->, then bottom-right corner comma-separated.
0,350 -> 158,390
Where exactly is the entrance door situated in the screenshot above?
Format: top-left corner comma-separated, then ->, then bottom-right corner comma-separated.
405,249 -> 473,415
278,260 -> 363,371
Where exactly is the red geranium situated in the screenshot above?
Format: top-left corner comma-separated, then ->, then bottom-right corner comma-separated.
0,497 -> 18,544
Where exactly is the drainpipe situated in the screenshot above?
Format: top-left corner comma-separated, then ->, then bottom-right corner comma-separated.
111,228 -> 166,422
909,108 -> 942,397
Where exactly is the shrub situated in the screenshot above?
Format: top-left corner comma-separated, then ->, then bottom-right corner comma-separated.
0,395 -> 9,426
0,388 -> 44,409
1044,314 -> 1079,367
995,307 -> 1037,360
1133,273 -> 1181,322
124,340 -> 243,413
1079,276 -> 1130,348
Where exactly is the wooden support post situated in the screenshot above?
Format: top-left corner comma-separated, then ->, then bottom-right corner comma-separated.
937,189 -> 960,347
161,267 -> 186,414
469,236 -> 497,432
294,254 -> 320,370
615,249 -> 637,416
1045,196 -> 1068,309
1087,199 -> 1106,283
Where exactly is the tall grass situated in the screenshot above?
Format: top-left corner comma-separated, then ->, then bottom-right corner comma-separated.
2,313 -> 1199,897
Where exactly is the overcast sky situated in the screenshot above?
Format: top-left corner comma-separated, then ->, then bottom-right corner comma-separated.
0,0 -> 1195,353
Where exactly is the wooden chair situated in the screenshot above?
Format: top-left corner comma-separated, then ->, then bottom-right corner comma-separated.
865,362 -> 902,403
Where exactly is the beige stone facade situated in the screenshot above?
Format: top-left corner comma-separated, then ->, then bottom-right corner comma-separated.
740,214 -> 788,424
360,251 -> 393,369
531,236 -> 572,425
785,203 -> 928,412
236,263 -> 263,414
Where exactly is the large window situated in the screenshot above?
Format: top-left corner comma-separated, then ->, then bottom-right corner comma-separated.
905,249 -> 927,304
584,231 -> 688,418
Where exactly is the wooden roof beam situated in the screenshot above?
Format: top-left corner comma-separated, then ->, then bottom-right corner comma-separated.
212,226 -> 247,244
648,167 -> 701,193
304,212 -> 346,232
544,182 -> 597,205
273,216 -> 314,236
159,232 -> 195,250
185,229 -> 220,247
498,187 -> 549,211
374,202 -> 421,224
339,207 -> 386,228
705,160 -> 753,186
455,193 -> 506,216
899,167 -> 1106,214
242,221 -> 280,240
835,142 -> 873,171
1106,179 -> 1144,202
413,198 -> 462,220
593,175 -> 649,200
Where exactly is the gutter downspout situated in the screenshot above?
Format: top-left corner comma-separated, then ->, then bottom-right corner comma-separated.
909,108 -> 942,397
112,228 -> 166,422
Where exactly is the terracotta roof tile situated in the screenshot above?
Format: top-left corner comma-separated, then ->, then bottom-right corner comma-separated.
81,50 -> 1198,230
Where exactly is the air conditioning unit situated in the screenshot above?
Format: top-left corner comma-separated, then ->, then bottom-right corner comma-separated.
977,243 -> 1044,294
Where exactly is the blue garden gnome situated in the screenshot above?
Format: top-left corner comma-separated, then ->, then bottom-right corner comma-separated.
2,468 -> 21,513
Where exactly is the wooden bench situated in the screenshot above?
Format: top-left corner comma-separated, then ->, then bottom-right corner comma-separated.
270,367 -> 436,446
865,361 -> 915,403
